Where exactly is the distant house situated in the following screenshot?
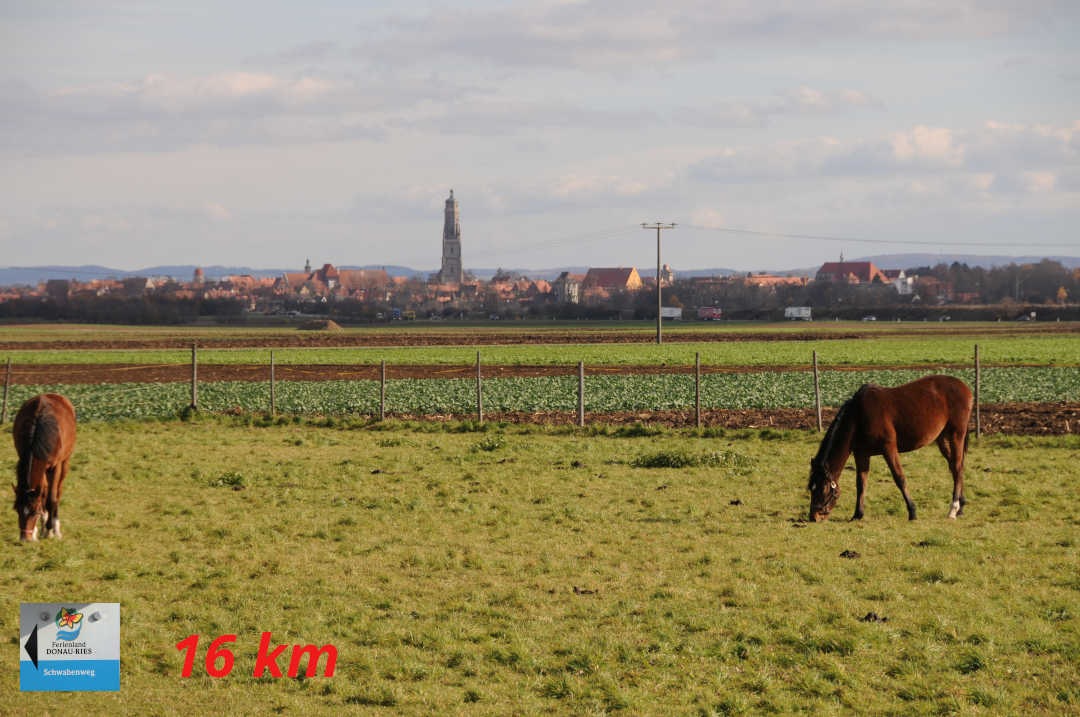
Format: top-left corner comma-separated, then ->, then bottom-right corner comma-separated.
815,261 -> 887,284
552,272 -> 584,304
122,277 -> 155,297
274,263 -> 389,300
582,267 -> 643,292
882,269 -> 915,295
914,276 -> 953,304
743,273 -> 810,289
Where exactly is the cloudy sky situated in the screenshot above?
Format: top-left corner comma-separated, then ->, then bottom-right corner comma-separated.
2,1 -> 1078,273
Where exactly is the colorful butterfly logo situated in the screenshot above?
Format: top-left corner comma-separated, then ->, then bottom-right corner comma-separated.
56,608 -> 83,630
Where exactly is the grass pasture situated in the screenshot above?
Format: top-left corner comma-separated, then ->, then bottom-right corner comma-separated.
4,419 -> 1079,715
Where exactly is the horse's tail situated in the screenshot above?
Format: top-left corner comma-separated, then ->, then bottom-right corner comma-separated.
15,401 -> 61,490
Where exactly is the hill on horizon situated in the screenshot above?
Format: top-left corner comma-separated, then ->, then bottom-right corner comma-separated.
1,253 -> 1077,286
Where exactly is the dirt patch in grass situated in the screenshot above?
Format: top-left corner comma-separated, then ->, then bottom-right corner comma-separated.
297,319 -> 343,331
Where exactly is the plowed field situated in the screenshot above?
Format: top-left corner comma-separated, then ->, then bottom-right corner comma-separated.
2,323 -> 1077,350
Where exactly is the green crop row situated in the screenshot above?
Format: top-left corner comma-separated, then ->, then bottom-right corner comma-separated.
4,334 -> 1080,366
7,367 -> 1077,421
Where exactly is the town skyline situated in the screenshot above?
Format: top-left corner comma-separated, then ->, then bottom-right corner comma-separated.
4,249 -> 1080,288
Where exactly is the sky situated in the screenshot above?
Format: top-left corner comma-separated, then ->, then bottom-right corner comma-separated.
2,0 -> 1078,274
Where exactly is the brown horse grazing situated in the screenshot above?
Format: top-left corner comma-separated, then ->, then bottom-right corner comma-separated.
12,394 -> 76,541
808,375 -> 972,522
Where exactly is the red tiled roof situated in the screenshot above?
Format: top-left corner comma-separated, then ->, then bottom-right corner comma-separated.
337,269 -> 389,291
582,267 -> 642,290
816,261 -> 886,283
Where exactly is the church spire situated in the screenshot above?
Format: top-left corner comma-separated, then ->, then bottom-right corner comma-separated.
439,190 -> 463,285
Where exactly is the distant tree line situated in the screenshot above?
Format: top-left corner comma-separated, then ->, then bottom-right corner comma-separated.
0,295 -> 245,324
664,260 -> 1078,316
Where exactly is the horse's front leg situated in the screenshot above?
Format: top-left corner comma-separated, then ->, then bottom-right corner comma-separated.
852,451 -> 870,520
882,446 -> 917,520
45,461 -> 67,539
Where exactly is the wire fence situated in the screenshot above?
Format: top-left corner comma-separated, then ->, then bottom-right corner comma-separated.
2,347 -> 1078,429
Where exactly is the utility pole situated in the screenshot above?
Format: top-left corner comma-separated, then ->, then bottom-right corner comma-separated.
642,222 -> 676,344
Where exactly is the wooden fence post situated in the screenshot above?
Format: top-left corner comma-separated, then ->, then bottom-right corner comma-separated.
270,350 -> 275,415
1,358 -> 10,423
974,344 -> 980,438
190,343 -> 198,411
813,350 -> 823,433
695,352 -> 701,429
380,360 -> 386,421
476,351 -> 483,424
577,361 -> 585,427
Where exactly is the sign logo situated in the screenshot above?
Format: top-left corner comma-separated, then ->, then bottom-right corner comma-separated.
55,608 -> 84,640
20,603 -> 120,691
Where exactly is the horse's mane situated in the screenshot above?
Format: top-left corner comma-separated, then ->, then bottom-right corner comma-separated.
813,384 -> 870,470
15,399 -> 61,491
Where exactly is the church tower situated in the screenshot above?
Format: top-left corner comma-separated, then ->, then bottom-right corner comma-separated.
439,190 -> 463,285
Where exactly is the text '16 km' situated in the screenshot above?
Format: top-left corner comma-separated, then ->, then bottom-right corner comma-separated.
175,633 -> 337,678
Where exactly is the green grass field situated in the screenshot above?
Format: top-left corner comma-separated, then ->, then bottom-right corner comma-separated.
4,419 -> 1078,715
4,335 -> 1079,367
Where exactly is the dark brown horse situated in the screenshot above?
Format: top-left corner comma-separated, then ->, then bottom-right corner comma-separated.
12,394 -> 76,541
808,375 -> 972,522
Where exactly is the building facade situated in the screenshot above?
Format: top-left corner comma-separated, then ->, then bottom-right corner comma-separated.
439,190 -> 463,285
815,261 -> 888,284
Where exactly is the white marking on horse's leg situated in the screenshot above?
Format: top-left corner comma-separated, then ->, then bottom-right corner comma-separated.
48,519 -> 62,539
948,500 -> 961,519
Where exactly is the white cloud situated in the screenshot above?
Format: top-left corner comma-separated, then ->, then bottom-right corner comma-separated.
692,121 -> 1078,185
889,126 -> 964,167
0,68 -> 474,153
362,1 -> 1076,70
688,87 -> 882,128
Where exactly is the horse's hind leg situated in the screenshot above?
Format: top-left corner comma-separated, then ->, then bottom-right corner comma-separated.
941,429 -> 967,519
882,445 -> 917,520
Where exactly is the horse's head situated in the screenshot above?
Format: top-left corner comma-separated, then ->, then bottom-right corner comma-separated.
807,459 -> 839,522
12,483 -> 45,541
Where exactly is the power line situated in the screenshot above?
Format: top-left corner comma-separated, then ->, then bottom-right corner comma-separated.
473,225 -> 634,258
683,224 -> 1079,249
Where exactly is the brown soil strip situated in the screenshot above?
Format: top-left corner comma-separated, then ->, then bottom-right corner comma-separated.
1,324 -> 1077,350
